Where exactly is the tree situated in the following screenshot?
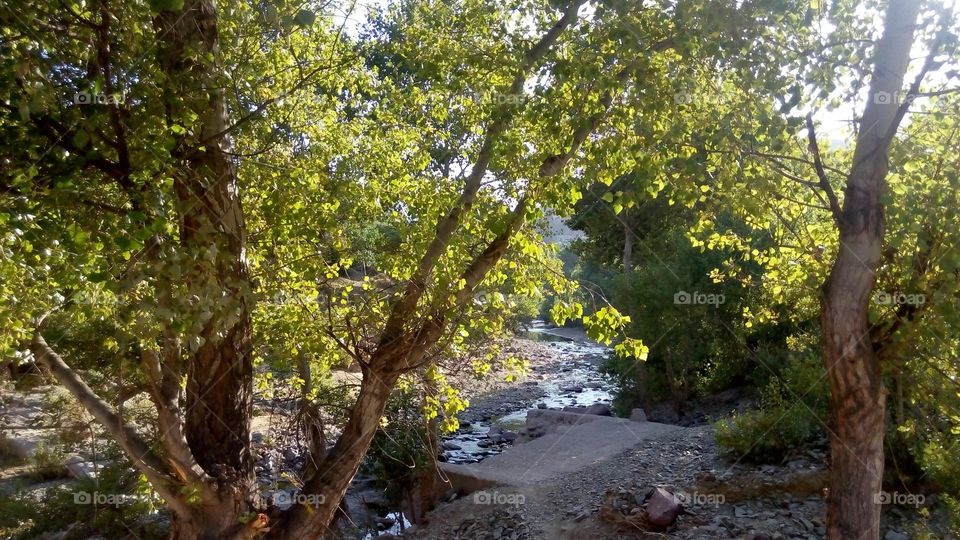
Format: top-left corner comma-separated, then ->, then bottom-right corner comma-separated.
818,1 -> 927,535
1,0 -> 833,537
2,0 -> 344,536
685,1 -> 959,536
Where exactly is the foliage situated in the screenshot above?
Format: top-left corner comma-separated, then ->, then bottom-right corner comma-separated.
2,0 -> 959,534
27,441 -> 67,481
365,386 -> 434,505
714,352 -> 827,462
0,464 -> 164,540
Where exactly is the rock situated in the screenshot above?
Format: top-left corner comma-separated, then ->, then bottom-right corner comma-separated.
630,408 -> 648,422
376,517 -> 396,530
502,431 -> 517,442
884,531 -> 908,540
65,458 -> 104,480
584,403 -> 612,416
645,487 -> 681,529
537,403 -> 548,409
442,442 -> 462,451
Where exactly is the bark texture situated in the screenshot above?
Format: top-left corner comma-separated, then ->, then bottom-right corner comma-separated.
819,2 -> 920,538
154,0 -> 258,535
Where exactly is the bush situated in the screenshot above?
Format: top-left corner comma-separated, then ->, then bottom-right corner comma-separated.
0,463 -> 164,539
715,404 -> 820,462
28,442 -> 67,480
714,354 -> 827,462
364,388 -> 433,506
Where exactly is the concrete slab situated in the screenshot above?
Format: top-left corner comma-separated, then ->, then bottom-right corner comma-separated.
439,415 -> 684,491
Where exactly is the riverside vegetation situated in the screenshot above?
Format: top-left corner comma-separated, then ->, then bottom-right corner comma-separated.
1,0 -> 959,539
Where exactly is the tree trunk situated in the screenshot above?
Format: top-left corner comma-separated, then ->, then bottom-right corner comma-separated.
154,0 -> 258,533
819,1 -> 920,538
298,350 -> 327,481
411,384 -> 441,525
269,367 -> 401,538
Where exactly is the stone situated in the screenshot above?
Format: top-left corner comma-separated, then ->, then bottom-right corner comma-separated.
884,531 -> 908,540
65,457 -> 104,480
645,487 -> 681,529
630,408 -> 648,422
584,403 -> 612,416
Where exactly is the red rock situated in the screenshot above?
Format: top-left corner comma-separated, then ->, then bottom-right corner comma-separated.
645,487 -> 681,529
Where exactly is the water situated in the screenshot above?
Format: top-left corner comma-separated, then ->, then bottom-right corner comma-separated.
441,322 -> 614,464
364,510 -> 412,539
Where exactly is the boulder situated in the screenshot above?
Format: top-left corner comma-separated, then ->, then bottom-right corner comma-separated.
645,487 -> 681,529
65,455 -> 107,480
630,408 -> 647,422
584,404 -> 612,416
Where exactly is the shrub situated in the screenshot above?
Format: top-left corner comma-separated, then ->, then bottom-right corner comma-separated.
364,388 -> 433,506
714,354 -> 827,462
715,403 -> 820,462
0,463 -> 164,539
28,442 -> 67,480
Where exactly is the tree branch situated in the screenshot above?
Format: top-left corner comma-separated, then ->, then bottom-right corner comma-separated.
805,113 -> 842,223
31,330 -> 191,517
375,0 -> 587,351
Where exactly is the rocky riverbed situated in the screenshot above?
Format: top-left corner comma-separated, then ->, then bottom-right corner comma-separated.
440,329 -> 614,465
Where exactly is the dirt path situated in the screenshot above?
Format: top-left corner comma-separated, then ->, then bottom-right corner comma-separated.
412,425 -> 838,540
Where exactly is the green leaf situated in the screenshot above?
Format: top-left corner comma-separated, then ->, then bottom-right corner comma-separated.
293,9 -> 316,26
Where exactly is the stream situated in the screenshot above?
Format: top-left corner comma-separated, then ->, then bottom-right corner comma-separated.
440,322 -> 615,465
366,322 -> 615,537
